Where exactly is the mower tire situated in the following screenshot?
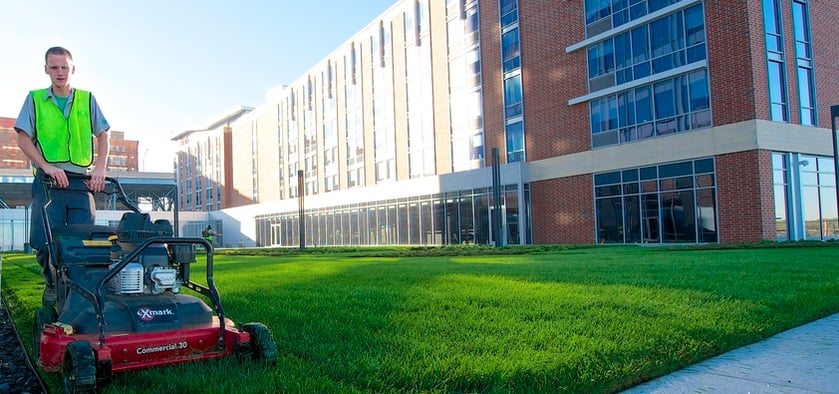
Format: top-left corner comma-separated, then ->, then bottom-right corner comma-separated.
33,306 -> 57,360
242,322 -> 278,364
62,340 -> 97,394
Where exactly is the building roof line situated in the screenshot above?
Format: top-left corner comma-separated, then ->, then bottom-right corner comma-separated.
171,105 -> 254,141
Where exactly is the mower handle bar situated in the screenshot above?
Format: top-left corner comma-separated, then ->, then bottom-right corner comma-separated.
46,172 -> 142,213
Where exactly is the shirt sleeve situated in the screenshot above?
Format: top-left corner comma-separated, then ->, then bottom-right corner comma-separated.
13,94 -> 36,138
89,93 -> 111,135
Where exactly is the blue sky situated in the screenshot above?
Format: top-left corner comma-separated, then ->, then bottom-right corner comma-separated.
0,1 -> 396,171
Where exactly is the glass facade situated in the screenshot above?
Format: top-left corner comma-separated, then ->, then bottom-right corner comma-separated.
792,0 -> 815,126
178,133 -> 225,211
323,62 -> 340,192
585,2 -> 710,148
594,158 -> 717,243
763,0 -> 788,122
585,0 -> 684,31
372,23 -> 397,183
448,0 -> 484,172
275,103 -> 286,201
500,0 -> 525,163
285,92 -> 300,198
773,152 -> 838,241
255,184 -> 527,247
405,0 -> 436,178
345,44 -> 365,187
591,69 -> 710,147
587,4 -> 706,90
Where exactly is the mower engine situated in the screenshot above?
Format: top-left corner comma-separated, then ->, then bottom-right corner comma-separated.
109,263 -> 180,295
108,212 -> 193,296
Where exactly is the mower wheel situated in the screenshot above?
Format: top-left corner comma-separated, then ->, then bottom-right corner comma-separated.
62,340 -> 97,394
33,306 -> 57,360
242,322 -> 278,364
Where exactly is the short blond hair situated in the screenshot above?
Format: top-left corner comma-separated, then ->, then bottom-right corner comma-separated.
45,47 -> 73,64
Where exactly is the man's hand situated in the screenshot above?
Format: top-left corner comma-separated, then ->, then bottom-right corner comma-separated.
43,165 -> 68,188
86,167 -> 107,192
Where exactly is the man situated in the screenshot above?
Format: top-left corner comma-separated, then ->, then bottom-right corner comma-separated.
14,46 -> 111,306
202,225 -> 215,244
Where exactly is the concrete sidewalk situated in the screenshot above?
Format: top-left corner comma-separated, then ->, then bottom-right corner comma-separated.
623,313 -> 839,393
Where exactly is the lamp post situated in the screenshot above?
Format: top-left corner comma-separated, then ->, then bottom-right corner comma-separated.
491,147 -> 503,248
298,170 -> 305,251
831,105 -> 839,236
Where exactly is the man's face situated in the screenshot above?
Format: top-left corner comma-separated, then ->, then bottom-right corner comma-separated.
44,54 -> 75,89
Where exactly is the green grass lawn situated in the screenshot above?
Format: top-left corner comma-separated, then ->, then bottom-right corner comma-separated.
2,245 -> 838,393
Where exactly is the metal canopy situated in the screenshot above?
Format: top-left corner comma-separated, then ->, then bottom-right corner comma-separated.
0,169 -> 176,211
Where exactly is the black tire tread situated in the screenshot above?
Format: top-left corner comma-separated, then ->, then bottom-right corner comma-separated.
242,322 -> 278,364
63,340 -> 97,394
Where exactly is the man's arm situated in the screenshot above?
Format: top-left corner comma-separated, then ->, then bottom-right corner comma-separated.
88,131 -> 110,192
87,92 -> 110,192
16,130 -> 70,188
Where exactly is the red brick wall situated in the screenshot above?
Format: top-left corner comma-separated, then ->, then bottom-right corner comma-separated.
715,150 -> 776,242
518,1 -> 591,161
704,0 -> 764,124
480,0 -> 505,166
530,174 -> 595,244
810,1 -> 839,127
704,0 -> 839,126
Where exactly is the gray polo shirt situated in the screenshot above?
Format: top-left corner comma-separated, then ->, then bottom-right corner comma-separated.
14,87 -> 110,173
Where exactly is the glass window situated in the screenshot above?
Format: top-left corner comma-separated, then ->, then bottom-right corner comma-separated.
595,158 -> 717,244
635,86 -> 653,124
688,69 -> 710,110
615,32 -> 632,69
597,197 -> 623,243
585,0 -> 611,25
617,90 -> 636,127
505,121 -> 525,163
650,13 -> 684,59
792,2 -> 810,57
767,61 -> 788,121
659,161 -> 693,178
631,25 -> 649,64
502,27 -> 521,72
792,0 -> 815,126
764,0 -> 787,122
591,96 -> 618,134
654,79 -> 676,119
588,40 -> 615,79
648,0 -> 678,13
685,5 -> 706,47
500,0 -> 519,27
763,0 -> 781,41
589,5 -> 704,89
798,67 -> 815,125
595,171 -> 621,185
504,74 -> 523,117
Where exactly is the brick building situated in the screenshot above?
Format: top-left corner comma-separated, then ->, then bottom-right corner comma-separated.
0,116 -> 139,172
0,117 -> 30,169
174,0 -> 838,246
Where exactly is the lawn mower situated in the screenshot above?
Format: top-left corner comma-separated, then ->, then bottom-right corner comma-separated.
32,175 -> 277,393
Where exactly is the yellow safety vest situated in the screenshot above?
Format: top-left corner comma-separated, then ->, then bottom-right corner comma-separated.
31,88 -> 94,167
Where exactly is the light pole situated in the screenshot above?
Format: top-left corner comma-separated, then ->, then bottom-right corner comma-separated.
831,105 -> 839,236
298,170 -> 305,251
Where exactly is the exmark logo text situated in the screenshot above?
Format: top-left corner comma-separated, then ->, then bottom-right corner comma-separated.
137,306 -> 175,321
